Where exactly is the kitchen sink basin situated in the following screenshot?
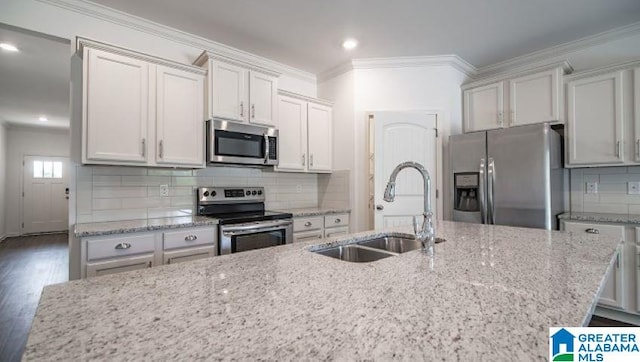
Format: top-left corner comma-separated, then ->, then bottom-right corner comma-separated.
313,244 -> 396,263
357,236 -> 422,253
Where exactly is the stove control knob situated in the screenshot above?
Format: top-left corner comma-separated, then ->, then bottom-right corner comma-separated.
246,190 -> 251,196
203,191 -> 209,197
211,191 -> 217,197
257,190 -> 262,195
252,190 -> 257,195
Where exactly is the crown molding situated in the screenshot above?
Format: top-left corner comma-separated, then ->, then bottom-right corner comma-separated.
37,0 -> 316,84
474,21 -> 640,78
194,51 -> 281,77
564,59 -> 640,82
278,90 -> 333,107
318,54 -> 476,83
462,60 -> 573,89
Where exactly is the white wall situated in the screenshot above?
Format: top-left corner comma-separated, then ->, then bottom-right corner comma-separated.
5,126 -> 70,236
0,124 -> 7,240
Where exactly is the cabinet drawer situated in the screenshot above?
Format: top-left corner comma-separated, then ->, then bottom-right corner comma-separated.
294,216 -> 323,231
86,254 -> 154,278
563,221 -> 625,241
163,246 -> 215,265
324,213 -> 349,228
163,227 -> 216,250
294,230 -> 324,243
86,233 -> 156,261
324,226 -> 349,239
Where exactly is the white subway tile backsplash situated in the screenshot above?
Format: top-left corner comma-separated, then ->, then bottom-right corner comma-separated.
122,175 -> 172,187
583,167 -> 626,175
93,175 -> 121,186
121,197 -> 171,209
92,166 -> 147,176
583,203 -> 628,214
147,207 -> 193,219
170,196 -> 194,207
92,209 -> 148,222
92,198 -> 122,211
147,168 -> 193,176
171,176 -> 214,186
571,167 -> 640,216
93,186 -> 147,198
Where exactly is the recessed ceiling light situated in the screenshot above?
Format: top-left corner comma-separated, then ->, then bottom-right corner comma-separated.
342,38 -> 358,50
0,43 -> 19,52
39,116 -> 48,122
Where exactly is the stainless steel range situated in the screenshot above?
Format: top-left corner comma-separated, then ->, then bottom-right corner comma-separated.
196,187 -> 293,255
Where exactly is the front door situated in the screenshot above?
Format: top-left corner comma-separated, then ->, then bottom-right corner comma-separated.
23,156 -> 69,234
371,112 -> 438,229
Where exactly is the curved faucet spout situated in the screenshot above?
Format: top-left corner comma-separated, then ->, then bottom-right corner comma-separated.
383,161 -> 432,215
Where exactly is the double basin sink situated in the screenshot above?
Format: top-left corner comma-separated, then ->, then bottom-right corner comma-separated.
313,235 -> 444,263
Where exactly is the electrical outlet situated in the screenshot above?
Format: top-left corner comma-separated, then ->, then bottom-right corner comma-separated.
296,184 -> 302,193
159,184 -> 169,197
585,182 -> 598,194
628,182 -> 640,195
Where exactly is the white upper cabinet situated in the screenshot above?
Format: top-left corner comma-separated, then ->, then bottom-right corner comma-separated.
155,65 -> 205,166
276,92 -> 332,174
509,68 -> 561,127
195,52 -> 280,127
80,39 -> 206,168
307,103 -> 333,172
210,61 -> 249,122
84,48 -> 149,163
463,64 -> 570,133
276,96 -> 307,171
464,82 -> 504,132
567,71 -> 624,166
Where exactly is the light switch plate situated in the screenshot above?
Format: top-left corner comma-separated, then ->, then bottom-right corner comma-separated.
586,182 -> 598,194
159,184 -> 169,197
628,182 -> 640,195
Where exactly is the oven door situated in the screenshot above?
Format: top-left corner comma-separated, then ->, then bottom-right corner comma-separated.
208,119 -> 278,166
219,219 -> 293,255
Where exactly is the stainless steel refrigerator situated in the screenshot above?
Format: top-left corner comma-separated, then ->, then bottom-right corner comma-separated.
449,123 -> 565,230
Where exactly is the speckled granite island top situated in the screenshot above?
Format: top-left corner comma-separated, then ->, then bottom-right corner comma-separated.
74,216 -> 219,238
27,221 -> 620,360
559,211 -> 640,225
275,207 -> 351,217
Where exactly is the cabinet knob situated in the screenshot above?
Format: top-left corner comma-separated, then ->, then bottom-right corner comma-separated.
251,104 -> 255,119
585,228 -> 599,234
115,242 -> 131,250
376,205 -> 384,211
185,235 -> 198,241
302,154 -> 306,166
335,218 -> 341,223
304,221 -> 312,227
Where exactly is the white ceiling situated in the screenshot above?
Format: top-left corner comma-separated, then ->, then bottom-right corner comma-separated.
0,26 -> 70,128
91,0 -> 640,74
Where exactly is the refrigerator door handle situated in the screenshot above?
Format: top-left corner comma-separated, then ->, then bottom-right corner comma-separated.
479,158 -> 487,224
487,157 -> 496,224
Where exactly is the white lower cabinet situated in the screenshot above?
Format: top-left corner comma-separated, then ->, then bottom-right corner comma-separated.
162,226 -> 217,265
562,221 -> 624,309
293,213 -> 350,242
163,246 -> 216,265
86,254 -> 154,278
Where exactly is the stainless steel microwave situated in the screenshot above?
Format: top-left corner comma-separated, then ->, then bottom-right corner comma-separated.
206,119 -> 278,166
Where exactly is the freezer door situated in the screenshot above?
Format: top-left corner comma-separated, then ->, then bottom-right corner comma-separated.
449,132 -> 487,224
487,124 -> 553,229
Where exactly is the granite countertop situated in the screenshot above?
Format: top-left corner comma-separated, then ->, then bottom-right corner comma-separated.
26,221 -> 619,360
75,216 -> 219,238
558,211 -> 640,225
276,207 -> 351,217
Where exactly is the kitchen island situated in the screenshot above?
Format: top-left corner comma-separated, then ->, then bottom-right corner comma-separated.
24,221 -> 620,360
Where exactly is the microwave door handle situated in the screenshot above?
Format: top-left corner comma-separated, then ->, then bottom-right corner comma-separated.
264,134 -> 270,164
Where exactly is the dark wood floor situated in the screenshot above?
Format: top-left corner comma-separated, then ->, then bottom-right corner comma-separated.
0,233 -> 68,362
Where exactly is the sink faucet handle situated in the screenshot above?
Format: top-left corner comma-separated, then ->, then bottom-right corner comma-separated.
413,215 -> 420,236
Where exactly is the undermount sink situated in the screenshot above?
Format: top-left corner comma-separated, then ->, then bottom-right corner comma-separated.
357,236 -> 422,253
313,244 -> 396,262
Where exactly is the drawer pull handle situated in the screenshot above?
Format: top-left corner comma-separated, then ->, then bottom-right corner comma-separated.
185,235 -> 198,241
115,242 -> 131,250
304,222 -> 312,227
335,218 -> 341,223
585,228 -> 599,234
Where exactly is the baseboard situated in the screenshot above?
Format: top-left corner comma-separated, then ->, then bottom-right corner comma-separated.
0,234 -> 6,242
594,306 -> 640,326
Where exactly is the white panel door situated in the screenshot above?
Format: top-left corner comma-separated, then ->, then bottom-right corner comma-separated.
85,48 -> 148,163
23,156 -> 69,233
307,102 -> 332,172
464,82 -> 504,132
509,68 -> 561,126
276,95 -> 307,171
567,71 -> 624,165
155,65 -> 205,166
373,112 -> 437,229
249,71 -> 278,127
211,61 -> 248,122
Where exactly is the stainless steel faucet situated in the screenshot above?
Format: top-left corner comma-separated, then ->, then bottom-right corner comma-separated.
383,161 -> 435,250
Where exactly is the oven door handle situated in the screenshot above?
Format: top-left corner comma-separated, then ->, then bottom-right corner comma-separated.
223,225 -> 290,237
222,220 -> 292,234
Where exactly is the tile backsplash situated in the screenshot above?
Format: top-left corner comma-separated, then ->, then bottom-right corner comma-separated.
76,166 -> 322,223
570,166 -> 640,214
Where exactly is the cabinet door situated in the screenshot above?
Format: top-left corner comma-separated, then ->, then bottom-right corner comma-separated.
293,230 -> 324,243
509,68 -> 561,126
249,71 -> 278,127
84,48 -> 149,163
275,96 -> 307,171
211,61 -> 248,122
307,102 -> 332,172
563,221 -> 624,309
86,254 -> 154,278
464,82 -> 504,132
163,246 -> 215,265
567,71 -> 624,165
634,68 -> 640,162
156,65 -> 205,166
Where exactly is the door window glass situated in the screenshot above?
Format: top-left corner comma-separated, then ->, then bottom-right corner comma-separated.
33,160 -> 63,179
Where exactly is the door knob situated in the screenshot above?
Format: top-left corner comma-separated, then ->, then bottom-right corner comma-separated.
376,204 -> 384,210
